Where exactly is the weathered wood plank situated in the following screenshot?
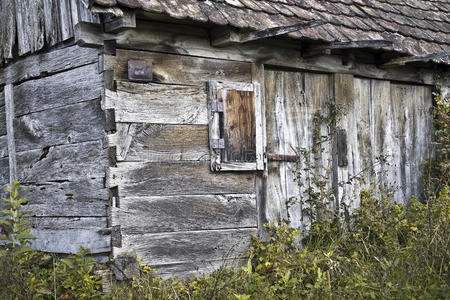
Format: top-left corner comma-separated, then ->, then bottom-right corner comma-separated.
108,161 -> 255,197
5,84 -> 16,184
223,90 -> 256,164
31,217 -> 107,229
265,70 -> 333,229
154,259 -> 246,279
14,63 -> 103,116
15,0 -> 32,56
109,20 -> 448,86
0,44 -> 99,85
14,99 -> 105,152
104,82 -> 208,124
114,228 -> 256,266
104,9 -> 136,33
382,51 -> 450,67
0,135 -> 7,158
0,0 -> 16,60
107,123 -> 209,162
212,21 -> 324,47
0,109 -> 5,136
104,49 -> 252,85
43,0 -> 60,47
112,194 -> 257,234
59,0 -> 74,41
0,140 -> 107,184
31,228 -> 110,254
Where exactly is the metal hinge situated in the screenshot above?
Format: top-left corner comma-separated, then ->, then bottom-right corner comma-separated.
211,138 -> 225,149
210,101 -> 224,112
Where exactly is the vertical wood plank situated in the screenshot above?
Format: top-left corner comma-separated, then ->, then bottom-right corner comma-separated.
15,0 -> 31,56
0,0 -> 16,59
5,84 -> 16,183
252,64 -> 265,171
59,0 -> 73,41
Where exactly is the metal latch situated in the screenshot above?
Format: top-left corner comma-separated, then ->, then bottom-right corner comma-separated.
266,153 -> 298,162
211,139 -> 225,149
211,101 -> 224,113
128,60 -> 152,83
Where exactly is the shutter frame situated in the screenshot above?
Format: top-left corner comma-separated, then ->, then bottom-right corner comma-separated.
207,80 -> 263,171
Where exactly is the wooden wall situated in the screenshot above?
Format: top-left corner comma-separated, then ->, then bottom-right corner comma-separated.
0,45 -> 109,256
0,0 -> 100,62
104,48 -> 258,276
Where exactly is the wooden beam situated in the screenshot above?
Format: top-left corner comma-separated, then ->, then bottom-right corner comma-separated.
382,50 -> 450,67
303,40 -> 393,58
211,20 -> 324,47
4,84 -> 16,184
104,10 -> 136,33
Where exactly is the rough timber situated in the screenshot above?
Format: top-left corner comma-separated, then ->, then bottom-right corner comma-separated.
0,0 -> 448,277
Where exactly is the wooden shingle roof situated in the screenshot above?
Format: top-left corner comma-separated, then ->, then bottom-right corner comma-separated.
93,0 -> 450,62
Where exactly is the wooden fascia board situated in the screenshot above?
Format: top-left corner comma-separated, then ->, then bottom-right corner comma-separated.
382,50 -> 450,67
211,20 -> 324,47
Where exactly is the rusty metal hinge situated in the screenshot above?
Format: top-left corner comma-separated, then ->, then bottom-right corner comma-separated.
211,138 -> 225,149
210,101 -> 224,113
128,59 -> 152,82
266,153 -> 298,162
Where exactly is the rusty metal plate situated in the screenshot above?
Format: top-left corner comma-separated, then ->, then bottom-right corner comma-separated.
266,153 -> 298,162
128,59 -> 152,82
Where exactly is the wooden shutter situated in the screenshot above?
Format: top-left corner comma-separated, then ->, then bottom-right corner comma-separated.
207,81 -> 263,171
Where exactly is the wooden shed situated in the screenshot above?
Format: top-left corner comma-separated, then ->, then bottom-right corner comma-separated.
0,0 -> 449,277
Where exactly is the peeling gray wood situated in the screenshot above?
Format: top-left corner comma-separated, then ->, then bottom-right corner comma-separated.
0,0 -> 16,59
107,123 -> 209,162
43,0 -> 60,47
104,49 -> 252,85
112,194 -> 257,234
30,217 -> 107,229
104,82 -> 208,124
265,71 -> 332,229
108,161 -> 255,197
0,140 -> 107,184
114,228 -> 256,266
59,0 -> 73,41
5,84 -> 16,184
104,9 -> 136,33
14,99 -> 105,152
0,136 -> 7,158
0,44 -> 99,85
31,228 -> 110,254
14,63 -> 103,116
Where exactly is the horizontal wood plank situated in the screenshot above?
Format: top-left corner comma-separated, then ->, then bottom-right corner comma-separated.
31,217 -> 108,229
112,194 -> 257,234
0,140 -> 107,184
14,63 -> 103,116
105,49 -> 252,85
14,99 -> 105,152
31,228 -> 110,254
0,45 -> 100,85
108,161 -> 255,197
108,123 -> 209,162
114,228 -> 256,266
104,82 -> 208,124
0,135 -> 7,158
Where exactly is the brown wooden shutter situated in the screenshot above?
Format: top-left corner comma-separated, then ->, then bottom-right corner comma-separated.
207,81 -> 263,171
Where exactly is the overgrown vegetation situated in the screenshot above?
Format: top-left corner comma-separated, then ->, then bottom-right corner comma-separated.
1,89 -> 449,299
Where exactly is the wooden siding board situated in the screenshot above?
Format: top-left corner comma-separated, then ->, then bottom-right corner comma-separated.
0,45 -> 99,85
14,63 -> 103,116
14,99 -> 105,152
0,0 -> 16,59
105,49 -> 252,85
114,228 -> 256,266
108,123 -> 209,162
108,161 -> 255,197
0,140 -> 107,184
105,82 -> 208,125
112,194 -> 257,234
265,70 -> 332,229
31,228 -> 109,254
